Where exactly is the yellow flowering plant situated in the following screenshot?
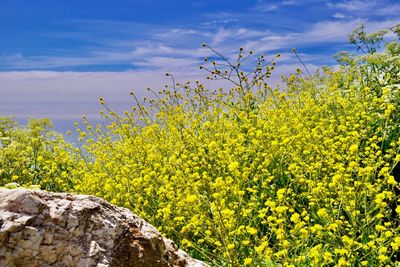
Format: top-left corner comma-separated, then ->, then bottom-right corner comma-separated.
2,24 -> 400,266
0,117 -> 77,191
67,24 -> 400,266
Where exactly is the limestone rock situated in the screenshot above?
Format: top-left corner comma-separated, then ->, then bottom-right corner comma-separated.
0,189 -> 208,267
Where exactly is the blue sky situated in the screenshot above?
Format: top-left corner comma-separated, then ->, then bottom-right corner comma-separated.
1,0 -> 399,133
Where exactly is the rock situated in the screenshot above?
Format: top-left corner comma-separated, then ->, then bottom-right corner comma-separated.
0,189 -> 208,267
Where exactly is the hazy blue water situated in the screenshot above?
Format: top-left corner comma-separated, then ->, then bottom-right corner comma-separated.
1,99 -> 136,143
13,117 -> 99,144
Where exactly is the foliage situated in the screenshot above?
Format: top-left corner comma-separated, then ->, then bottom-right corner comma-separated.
1,24 -> 400,266
0,117 -> 76,191
66,24 -> 400,266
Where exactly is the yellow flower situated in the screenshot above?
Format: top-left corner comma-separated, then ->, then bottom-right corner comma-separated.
227,243 -> 235,249
246,226 -> 258,235
317,208 -> 328,218
378,254 -> 388,262
391,237 -> 400,250
323,251 -> 333,262
290,213 -> 301,223
228,161 -> 239,171
275,206 -> 289,213
244,258 -> 253,265
387,175 -> 397,185
349,144 -> 358,153
242,240 -> 250,246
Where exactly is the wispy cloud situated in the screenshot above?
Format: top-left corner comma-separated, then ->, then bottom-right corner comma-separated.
253,0 -> 327,11
332,12 -> 347,19
327,0 -> 375,11
327,0 -> 400,16
252,1 -> 279,12
2,0 -> 400,133
3,16 -> 399,72
0,57 -> 319,123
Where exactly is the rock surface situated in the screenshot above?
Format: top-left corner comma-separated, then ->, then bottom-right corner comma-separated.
0,189 -> 208,267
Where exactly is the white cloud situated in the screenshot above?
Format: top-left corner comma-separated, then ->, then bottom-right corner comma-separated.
2,16 -> 397,79
254,0 -> 327,10
198,18 -> 239,29
333,12 -> 347,19
0,56 -> 310,125
8,16 -> 395,73
210,28 -> 270,46
374,4 -> 400,16
213,19 -> 363,55
0,69 -> 230,120
258,4 -> 279,12
134,56 -> 201,71
327,0 -> 400,16
327,0 -> 375,11
282,0 -> 299,5
4,0 -> 400,135
252,0 -> 279,12
301,20 -> 363,43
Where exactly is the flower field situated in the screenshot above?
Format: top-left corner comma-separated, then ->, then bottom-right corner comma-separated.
1,25 -> 400,266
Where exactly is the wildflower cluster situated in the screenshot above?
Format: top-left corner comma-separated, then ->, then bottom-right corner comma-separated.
0,117 -> 76,191
1,24 -> 400,266
69,25 -> 400,265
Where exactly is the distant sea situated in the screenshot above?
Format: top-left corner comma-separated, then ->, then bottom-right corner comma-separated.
2,101 -> 134,144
